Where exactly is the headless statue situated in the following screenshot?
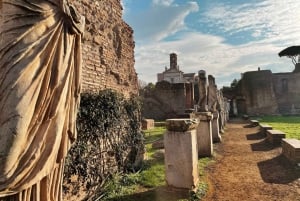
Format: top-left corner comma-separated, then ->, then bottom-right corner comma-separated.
198,70 -> 208,112
208,75 -> 218,112
0,0 -> 84,200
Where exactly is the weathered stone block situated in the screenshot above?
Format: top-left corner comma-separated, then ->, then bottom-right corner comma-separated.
266,129 -> 286,145
164,128 -> 199,189
142,119 -> 155,130
166,118 -> 198,132
152,139 -> 164,149
259,124 -> 272,136
250,119 -> 259,127
282,138 -> 300,164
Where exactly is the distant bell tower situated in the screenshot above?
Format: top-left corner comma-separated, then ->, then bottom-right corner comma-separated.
170,53 -> 177,69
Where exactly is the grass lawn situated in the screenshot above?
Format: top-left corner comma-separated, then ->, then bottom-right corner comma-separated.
258,115 -> 300,139
101,125 -> 213,201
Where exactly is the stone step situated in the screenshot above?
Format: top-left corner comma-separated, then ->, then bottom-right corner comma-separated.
266,129 -> 286,145
282,138 -> 300,164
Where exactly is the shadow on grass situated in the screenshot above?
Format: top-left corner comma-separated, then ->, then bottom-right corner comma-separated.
246,132 -> 264,140
250,139 -> 277,151
106,186 -> 190,201
257,154 -> 300,184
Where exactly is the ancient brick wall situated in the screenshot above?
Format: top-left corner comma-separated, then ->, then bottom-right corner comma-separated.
231,68 -> 300,115
71,0 -> 138,98
142,81 -> 188,120
272,72 -> 300,114
240,70 -> 278,115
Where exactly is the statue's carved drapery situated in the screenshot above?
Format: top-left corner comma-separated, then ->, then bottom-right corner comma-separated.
0,0 -> 84,200
208,75 -> 218,112
198,70 -> 208,112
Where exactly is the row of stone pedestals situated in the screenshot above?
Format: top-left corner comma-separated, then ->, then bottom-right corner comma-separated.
255,120 -> 300,164
164,111 -> 228,190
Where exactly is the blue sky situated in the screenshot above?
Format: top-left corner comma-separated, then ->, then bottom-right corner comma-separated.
122,0 -> 300,87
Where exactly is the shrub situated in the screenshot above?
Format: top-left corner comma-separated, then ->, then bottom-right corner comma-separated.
63,90 -> 144,200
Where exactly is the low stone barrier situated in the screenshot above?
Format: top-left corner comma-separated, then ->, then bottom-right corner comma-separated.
164,119 -> 199,189
282,139 -> 300,164
259,124 -> 272,136
154,121 -> 166,127
266,129 -> 286,145
250,120 -> 259,127
142,119 -> 155,130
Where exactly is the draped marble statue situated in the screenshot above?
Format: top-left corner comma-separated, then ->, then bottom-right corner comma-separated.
208,75 -> 218,112
0,0 -> 84,200
197,70 -> 208,112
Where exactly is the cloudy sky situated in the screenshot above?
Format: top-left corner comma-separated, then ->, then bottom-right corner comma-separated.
122,0 -> 300,87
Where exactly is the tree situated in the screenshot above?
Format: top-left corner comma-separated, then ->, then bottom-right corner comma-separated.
138,79 -> 148,90
138,80 -> 155,96
230,79 -> 238,88
278,46 -> 300,65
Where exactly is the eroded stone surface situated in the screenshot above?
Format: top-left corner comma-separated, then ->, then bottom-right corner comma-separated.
70,0 -> 138,98
164,129 -> 199,189
166,119 -> 199,132
142,119 -> 155,130
194,112 -> 213,157
282,139 -> 300,164
266,129 -> 286,145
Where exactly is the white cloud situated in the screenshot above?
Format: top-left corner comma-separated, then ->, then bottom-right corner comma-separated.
152,0 -> 174,6
202,0 -> 300,45
125,1 -> 199,42
124,0 -> 300,87
135,32 -> 295,87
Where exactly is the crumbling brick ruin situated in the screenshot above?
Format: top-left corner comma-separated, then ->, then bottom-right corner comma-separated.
142,53 -> 227,121
70,0 -> 138,97
230,66 -> 300,115
62,1 -> 141,199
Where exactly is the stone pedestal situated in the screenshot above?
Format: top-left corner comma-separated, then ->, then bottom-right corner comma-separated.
194,112 -> 213,157
164,119 -> 199,189
212,112 -> 221,142
142,119 -> 155,130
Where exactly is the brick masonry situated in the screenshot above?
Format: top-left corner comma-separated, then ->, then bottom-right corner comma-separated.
70,0 -> 138,98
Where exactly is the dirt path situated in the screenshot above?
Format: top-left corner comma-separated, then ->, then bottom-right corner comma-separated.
203,118 -> 300,201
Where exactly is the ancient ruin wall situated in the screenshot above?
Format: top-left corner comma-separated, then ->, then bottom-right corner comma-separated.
272,72 -> 300,114
71,0 -> 138,98
241,70 -> 278,115
142,81 -> 188,120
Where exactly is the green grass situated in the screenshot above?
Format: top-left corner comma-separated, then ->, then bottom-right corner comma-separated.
258,115 -> 300,139
198,157 -> 213,177
101,173 -> 140,201
139,163 -> 165,187
100,126 -> 166,200
139,126 -> 166,187
143,126 -> 166,144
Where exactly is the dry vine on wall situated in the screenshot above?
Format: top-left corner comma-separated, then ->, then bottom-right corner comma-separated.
63,89 -> 144,199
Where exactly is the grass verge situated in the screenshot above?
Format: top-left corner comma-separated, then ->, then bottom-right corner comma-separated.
100,125 -> 213,201
258,115 -> 300,139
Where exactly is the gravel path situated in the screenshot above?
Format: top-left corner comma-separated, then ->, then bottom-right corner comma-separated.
203,118 -> 300,201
